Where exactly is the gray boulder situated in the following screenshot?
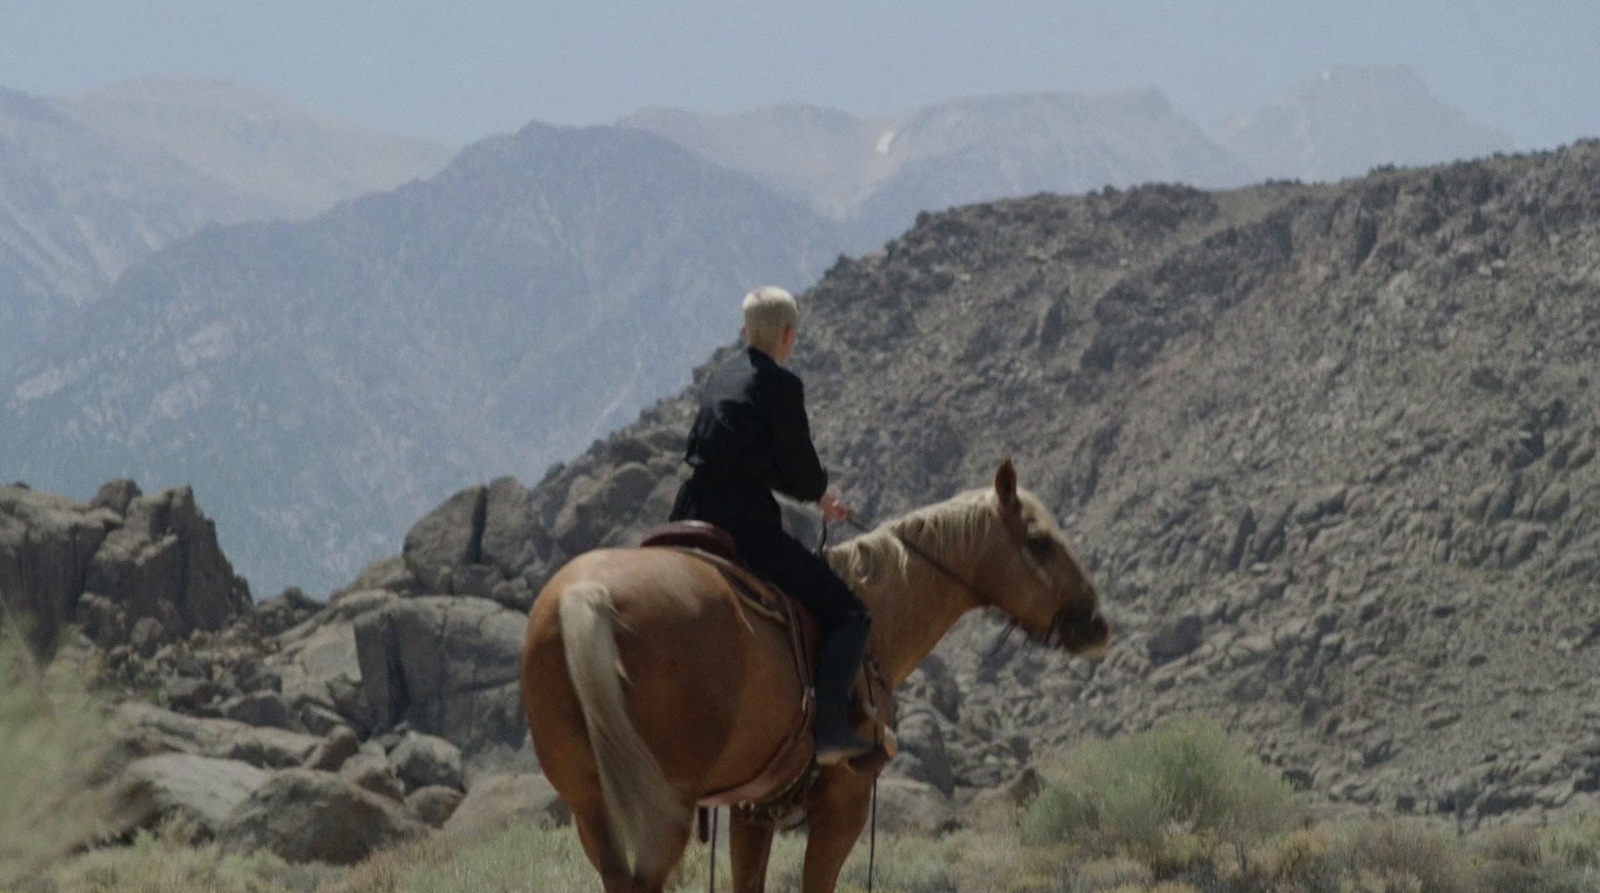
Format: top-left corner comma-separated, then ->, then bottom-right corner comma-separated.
872,777 -> 959,836
115,702 -> 320,770
112,753 -> 271,840
443,773 -> 570,840
403,485 -> 488,593
390,731 -> 464,792
481,476 -> 548,578
341,742 -> 406,801
406,786 -> 466,828
354,595 -> 529,756
893,709 -> 955,795
220,692 -> 294,730
551,462 -> 659,555
1148,614 -> 1205,665
302,726 -> 362,772
219,769 -> 428,864
267,613 -> 371,731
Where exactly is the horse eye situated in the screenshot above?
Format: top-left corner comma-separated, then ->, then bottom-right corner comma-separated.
1026,535 -> 1054,560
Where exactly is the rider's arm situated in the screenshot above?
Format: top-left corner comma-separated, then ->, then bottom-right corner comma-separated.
763,373 -> 828,503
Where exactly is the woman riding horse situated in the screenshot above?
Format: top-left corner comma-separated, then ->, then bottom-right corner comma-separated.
521,456 -> 1111,893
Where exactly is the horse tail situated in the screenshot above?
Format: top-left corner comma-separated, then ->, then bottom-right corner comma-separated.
558,581 -> 689,879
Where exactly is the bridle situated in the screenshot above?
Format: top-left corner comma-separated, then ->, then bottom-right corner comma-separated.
835,512 -> 1089,656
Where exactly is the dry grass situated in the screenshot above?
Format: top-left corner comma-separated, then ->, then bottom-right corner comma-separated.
10,658 -> 1600,893
0,633 -> 116,888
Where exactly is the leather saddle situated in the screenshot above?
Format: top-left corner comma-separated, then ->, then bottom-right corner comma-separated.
639,521 -> 896,815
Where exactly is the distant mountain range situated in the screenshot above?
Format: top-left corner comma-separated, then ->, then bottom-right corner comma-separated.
623,69 -> 1514,241
624,88 -> 1252,242
2,123 -> 845,596
1216,65 -> 1515,182
0,66 -> 1528,596
0,77 -> 450,356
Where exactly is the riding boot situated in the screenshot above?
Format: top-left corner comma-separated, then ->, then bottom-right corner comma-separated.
812,614 -> 875,765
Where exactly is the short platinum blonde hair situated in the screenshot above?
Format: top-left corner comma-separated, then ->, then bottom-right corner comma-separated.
742,286 -> 799,353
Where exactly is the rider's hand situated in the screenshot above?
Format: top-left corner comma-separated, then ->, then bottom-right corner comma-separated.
820,486 -> 850,522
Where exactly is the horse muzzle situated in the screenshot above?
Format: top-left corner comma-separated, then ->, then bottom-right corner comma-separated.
1050,606 -> 1113,658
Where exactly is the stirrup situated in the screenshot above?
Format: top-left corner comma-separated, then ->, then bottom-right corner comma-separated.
815,731 -> 875,766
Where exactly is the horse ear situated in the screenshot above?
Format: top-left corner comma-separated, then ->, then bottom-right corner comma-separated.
994,458 -> 1019,513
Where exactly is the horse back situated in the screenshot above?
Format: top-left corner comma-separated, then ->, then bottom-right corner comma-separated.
524,547 -> 807,798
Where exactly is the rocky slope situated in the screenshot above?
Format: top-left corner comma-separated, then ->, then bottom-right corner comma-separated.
1216,65 -> 1515,182
0,79 -> 448,357
624,89 -> 1252,241
1,122 -> 849,596
379,141 -> 1600,827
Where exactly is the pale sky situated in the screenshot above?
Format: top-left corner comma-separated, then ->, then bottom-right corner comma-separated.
2,0 -> 1596,149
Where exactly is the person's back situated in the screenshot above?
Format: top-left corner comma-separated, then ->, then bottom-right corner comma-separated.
669,285 -> 874,765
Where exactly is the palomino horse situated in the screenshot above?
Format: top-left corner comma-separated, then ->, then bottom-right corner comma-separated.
520,460 -> 1111,893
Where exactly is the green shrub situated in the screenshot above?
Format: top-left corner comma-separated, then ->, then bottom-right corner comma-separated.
1020,715 -> 1302,854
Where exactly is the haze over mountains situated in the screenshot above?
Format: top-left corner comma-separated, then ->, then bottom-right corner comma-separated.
624,88 -> 1251,242
0,65 -> 1535,596
2,122 -> 845,596
1216,65 -> 1516,182
0,77 -> 450,356
624,66 -> 1513,241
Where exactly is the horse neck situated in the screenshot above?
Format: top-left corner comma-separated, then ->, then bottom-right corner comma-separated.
831,521 -> 986,686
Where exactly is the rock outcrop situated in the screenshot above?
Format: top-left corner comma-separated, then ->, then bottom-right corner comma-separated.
1,481 -> 250,654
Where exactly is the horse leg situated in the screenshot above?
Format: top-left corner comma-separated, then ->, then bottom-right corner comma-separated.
729,810 -> 777,893
800,770 -> 874,893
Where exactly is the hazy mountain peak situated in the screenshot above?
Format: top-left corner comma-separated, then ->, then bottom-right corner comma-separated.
625,88 -> 1251,235
67,76 -> 452,219
1216,64 -> 1514,182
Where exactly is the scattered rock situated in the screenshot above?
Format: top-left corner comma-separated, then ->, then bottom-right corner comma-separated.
111,753 -> 270,841
872,777 -> 959,836
443,773 -> 570,840
389,731 -> 465,792
406,785 -> 466,828
303,726 -> 362,772
1147,614 -> 1204,665
219,769 -> 428,864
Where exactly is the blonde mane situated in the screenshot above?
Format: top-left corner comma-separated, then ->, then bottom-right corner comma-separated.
827,488 -> 997,588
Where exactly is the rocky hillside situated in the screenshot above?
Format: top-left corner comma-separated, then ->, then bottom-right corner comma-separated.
1216,65 -> 1515,182
6,143 -> 1600,861
1,122 -> 848,596
624,89 -> 1252,241
0,79 -> 448,358
383,141 -> 1600,827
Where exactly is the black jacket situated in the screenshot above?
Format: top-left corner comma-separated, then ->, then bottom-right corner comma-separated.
670,347 -> 828,531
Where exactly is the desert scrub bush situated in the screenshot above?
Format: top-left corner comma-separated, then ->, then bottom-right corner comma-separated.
0,632 -> 115,887
1327,819 -> 1466,893
1020,715 -> 1302,856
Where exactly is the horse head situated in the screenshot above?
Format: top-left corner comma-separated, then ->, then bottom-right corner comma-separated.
978,459 -> 1112,657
